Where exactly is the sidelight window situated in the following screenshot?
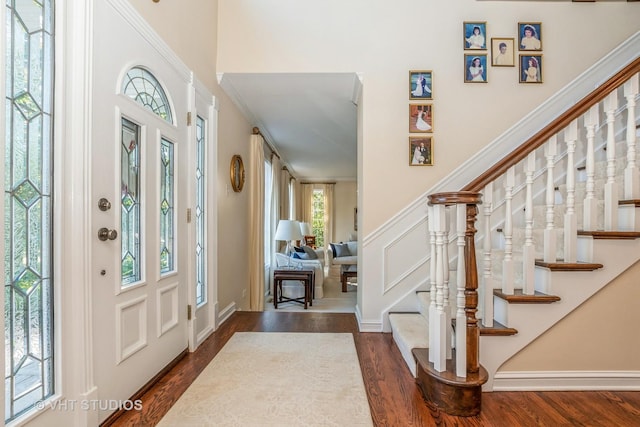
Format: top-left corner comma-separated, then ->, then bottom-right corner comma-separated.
4,0 -> 55,421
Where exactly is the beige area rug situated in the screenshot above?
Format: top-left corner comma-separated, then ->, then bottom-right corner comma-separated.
157,332 -> 373,426
264,273 -> 357,313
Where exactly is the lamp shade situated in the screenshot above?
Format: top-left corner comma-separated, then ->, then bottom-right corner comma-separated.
299,222 -> 312,236
274,220 -> 303,241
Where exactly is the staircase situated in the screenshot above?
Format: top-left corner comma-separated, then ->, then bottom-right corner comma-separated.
389,57 -> 640,415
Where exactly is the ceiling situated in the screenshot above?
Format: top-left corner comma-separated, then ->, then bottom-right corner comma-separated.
218,73 -> 361,182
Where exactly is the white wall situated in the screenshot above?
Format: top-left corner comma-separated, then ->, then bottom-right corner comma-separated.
128,0 -> 640,373
131,0 -> 254,313
216,0 -> 639,235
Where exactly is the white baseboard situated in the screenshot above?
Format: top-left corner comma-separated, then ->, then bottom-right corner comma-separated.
217,302 -> 236,326
356,305 -> 383,332
492,370 -> 640,391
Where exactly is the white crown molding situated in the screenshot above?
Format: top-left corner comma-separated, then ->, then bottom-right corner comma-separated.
107,0 -> 191,83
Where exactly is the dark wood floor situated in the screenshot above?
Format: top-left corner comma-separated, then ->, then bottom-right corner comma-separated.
109,311 -> 640,426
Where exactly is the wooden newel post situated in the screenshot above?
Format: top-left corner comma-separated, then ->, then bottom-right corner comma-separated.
428,191 -> 483,377
418,191 -> 486,417
465,202 -> 481,376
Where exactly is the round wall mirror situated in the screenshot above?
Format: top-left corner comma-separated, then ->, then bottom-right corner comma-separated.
230,155 -> 245,192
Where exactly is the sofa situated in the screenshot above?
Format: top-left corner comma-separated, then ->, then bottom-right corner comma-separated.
327,241 -> 357,267
274,246 -> 325,299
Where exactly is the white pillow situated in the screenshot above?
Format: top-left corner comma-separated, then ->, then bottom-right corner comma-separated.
334,243 -> 351,258
301,245 -> 318,259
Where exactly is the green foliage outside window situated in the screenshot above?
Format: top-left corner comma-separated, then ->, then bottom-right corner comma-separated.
312,190 -> 325,247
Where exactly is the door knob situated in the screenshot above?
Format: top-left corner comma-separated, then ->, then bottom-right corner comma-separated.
98,227 -> 118,241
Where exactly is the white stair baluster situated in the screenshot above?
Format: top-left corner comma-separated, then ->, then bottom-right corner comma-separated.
502,167 -> 515,294
482,182 -> 494,327
564,120 -> 578,263
623,75 -> 639,199
455,204 -> 467,377
428,205 -> 437,363
583,104 -> 599,230
523,152 -> 536,294
432,204 -> 447,372
544,136 -> 557,263
604,91 -> 619,231
443,212 -> 451,360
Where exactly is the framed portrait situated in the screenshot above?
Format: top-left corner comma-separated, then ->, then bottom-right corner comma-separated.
464,54 -> 488,83
518,22 -> 542,51
491,37 -> 515,67
409,136 -> 433,166
409,70 -> 433,100
463,22 -> 487,50
519,54 -> 543,83
409,104 -> 433,133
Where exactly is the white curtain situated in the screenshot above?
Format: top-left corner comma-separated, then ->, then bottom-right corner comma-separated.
269,155 -> 281,295
301,184 -> 314,224
280,168 -> 290,220
290,178 -> 298,220
249,134 -> 265,311
324,183 -> 334,249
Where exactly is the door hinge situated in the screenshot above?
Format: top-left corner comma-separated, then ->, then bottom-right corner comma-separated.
187,112 -> 192,126
187,304 -> 192,321
187,208 -> 192,223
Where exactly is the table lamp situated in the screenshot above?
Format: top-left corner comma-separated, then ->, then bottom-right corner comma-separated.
274,219 -> 303,267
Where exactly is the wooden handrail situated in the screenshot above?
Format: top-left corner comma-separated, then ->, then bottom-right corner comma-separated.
463,57 -> 640,193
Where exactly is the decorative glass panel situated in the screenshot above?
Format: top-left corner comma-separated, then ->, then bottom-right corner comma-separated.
121,118 -> 141,286
5,0 -> 55,421
121,67 -> 173,123
159,138 -> 174,274
195,116 -> 205,306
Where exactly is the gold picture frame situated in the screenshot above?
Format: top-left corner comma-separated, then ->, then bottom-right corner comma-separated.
409,136 -> 433,166
518,22 -> 542,51
230,154 -> 245,192
463,21 -> 487,50
491,37 -> 515,67
519,54 -> 543,84
409,70 -> 433,100
409,104 -> 433,133
464,54 -> 488,83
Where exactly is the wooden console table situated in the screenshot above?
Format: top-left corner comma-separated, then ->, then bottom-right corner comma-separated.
273,267 -> 315,309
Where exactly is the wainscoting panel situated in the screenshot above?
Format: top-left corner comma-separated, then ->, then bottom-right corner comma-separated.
116,296 -> 148,364
383,217 -> 429,294
158,282 -> 179,337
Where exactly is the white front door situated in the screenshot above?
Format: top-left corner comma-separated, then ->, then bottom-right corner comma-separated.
90,1 -> 190,422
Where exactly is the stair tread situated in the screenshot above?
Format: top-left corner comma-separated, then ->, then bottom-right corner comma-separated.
453,318 -> 518,336
534,259 -> 604,270
480,320 -> 518,336
619,199 -> 640,206
493,289 -> 560,303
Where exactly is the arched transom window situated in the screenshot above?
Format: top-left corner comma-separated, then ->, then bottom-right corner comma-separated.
121,66 -> 173,123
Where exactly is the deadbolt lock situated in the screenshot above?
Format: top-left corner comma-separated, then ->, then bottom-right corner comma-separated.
98,198 -> 112,211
